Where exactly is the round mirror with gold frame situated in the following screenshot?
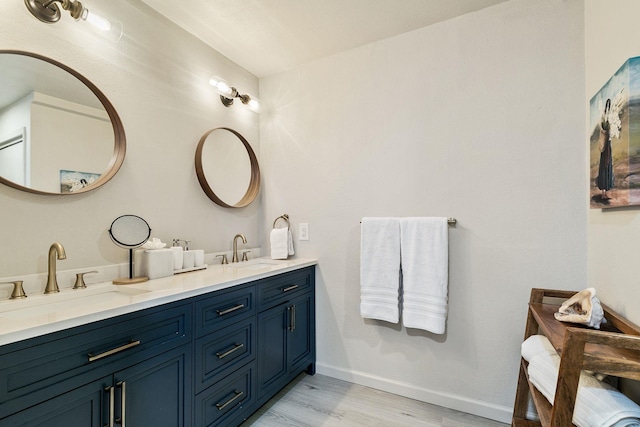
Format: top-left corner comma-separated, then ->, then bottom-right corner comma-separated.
195,127 -> 260,208
0,50 -> 125,195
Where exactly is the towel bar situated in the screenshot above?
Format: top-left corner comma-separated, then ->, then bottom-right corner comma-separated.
273,214 -> 290,229
360,217 -> 457,225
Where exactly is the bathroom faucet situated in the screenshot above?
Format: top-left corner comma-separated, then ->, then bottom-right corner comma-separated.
232,234 -> 247,263
45,242 -> 66,294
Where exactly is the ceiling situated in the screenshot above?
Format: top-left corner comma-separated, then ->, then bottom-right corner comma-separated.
138,0 -> 510,78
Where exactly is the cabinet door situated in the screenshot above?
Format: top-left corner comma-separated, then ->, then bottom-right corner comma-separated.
0,376 -> 109,427
288,292 -> 314,373
257,304 -> 288,398
114,346 -> 190,427
256,292 -> 315,399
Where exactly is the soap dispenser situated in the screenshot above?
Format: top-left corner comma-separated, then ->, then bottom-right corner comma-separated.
170,239 -> 184,270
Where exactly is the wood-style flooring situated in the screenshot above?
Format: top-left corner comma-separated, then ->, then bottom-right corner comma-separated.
241,374 -> 509,427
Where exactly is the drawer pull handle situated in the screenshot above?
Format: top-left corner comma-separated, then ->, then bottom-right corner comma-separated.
217,304 -> 245,316
216,390 -> 244,411
105,386 -> 115,427
88,340 -> 141,362
282,285 -> 299,292
216,343 -> 244,359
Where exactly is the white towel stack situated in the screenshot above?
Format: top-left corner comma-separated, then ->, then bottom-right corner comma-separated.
400,217 -> 448,334
522,335 -> 640,427
360,217 -> 401,323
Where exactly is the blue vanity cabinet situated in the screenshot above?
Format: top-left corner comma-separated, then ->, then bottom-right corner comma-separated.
0,301 -> 192,427
256,266 -> 316,403
0,264 -> 316,427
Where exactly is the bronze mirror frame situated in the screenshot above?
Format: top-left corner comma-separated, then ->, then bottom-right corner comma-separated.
0,50 -> 126,195
195,127 -> 260,208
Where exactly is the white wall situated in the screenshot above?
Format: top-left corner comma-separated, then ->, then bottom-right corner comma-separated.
0,0 -> 261,278
260,0 -> 586,422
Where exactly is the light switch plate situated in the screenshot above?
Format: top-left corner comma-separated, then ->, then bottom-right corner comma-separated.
299,223 -> 309,240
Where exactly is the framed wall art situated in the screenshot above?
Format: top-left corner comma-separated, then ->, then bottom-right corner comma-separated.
590,56 -> 640,208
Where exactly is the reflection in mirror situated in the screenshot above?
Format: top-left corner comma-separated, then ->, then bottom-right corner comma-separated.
195,128 -> 260,208
203,130 -> 251,203
0,50 -> 125,195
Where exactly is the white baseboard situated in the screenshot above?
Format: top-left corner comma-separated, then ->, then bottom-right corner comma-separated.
315,363 -> 513,424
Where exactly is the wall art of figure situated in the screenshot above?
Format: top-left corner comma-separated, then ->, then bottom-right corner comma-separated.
589,56 -> 640,208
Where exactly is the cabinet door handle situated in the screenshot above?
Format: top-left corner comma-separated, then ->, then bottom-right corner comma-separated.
216,304 -> 245,316
116,381 -> 126,427
216,343 -> 244,359
290,304 -> 296,332
282,284 -> 299,292
215,390 -> 244,411
88,340 -> 141,362
104,386 -> 115,427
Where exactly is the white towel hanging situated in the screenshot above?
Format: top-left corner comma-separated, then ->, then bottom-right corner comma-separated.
400,217 -> 449,334
271,214 -> 294,259
359,217 -> 401,323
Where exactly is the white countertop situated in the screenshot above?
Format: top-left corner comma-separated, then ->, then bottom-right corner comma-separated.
0,257 -> 317,347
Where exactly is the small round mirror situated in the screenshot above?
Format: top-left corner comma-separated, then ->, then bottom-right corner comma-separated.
108,214 -> 151,284
195,127 -> 260,208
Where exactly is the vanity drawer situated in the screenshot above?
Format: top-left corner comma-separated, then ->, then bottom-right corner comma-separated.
195,284 -> 255,337
257,267 -> 313,311
195,317 -> 255,394
0,302 -> 190,418
195,361 -> 256,427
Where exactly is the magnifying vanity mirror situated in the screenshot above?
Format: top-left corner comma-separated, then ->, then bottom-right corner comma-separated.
0,50 -> 125,195
195,127 -> 260,208
109,214 -> 151,285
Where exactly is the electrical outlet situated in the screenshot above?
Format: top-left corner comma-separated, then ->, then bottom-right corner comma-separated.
299,223 -> 309,241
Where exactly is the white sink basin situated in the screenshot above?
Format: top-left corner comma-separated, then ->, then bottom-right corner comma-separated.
0,285 -> 151,321
235,260 -> 283,271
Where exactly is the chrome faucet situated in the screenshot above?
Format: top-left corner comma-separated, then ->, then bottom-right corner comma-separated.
45,242 -> 66,294
232,234 -> 247,263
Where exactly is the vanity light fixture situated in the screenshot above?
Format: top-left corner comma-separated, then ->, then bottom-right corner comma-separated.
24,0 -> 123,41
209,75 -> 261,113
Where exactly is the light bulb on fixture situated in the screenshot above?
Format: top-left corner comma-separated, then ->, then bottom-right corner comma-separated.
243,95 -> 261,113
209,75 -> 261,113
80,7 -> 108,30
209,76 -> 235,99
24,0 -> 123,41
79,7 -> 123,41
